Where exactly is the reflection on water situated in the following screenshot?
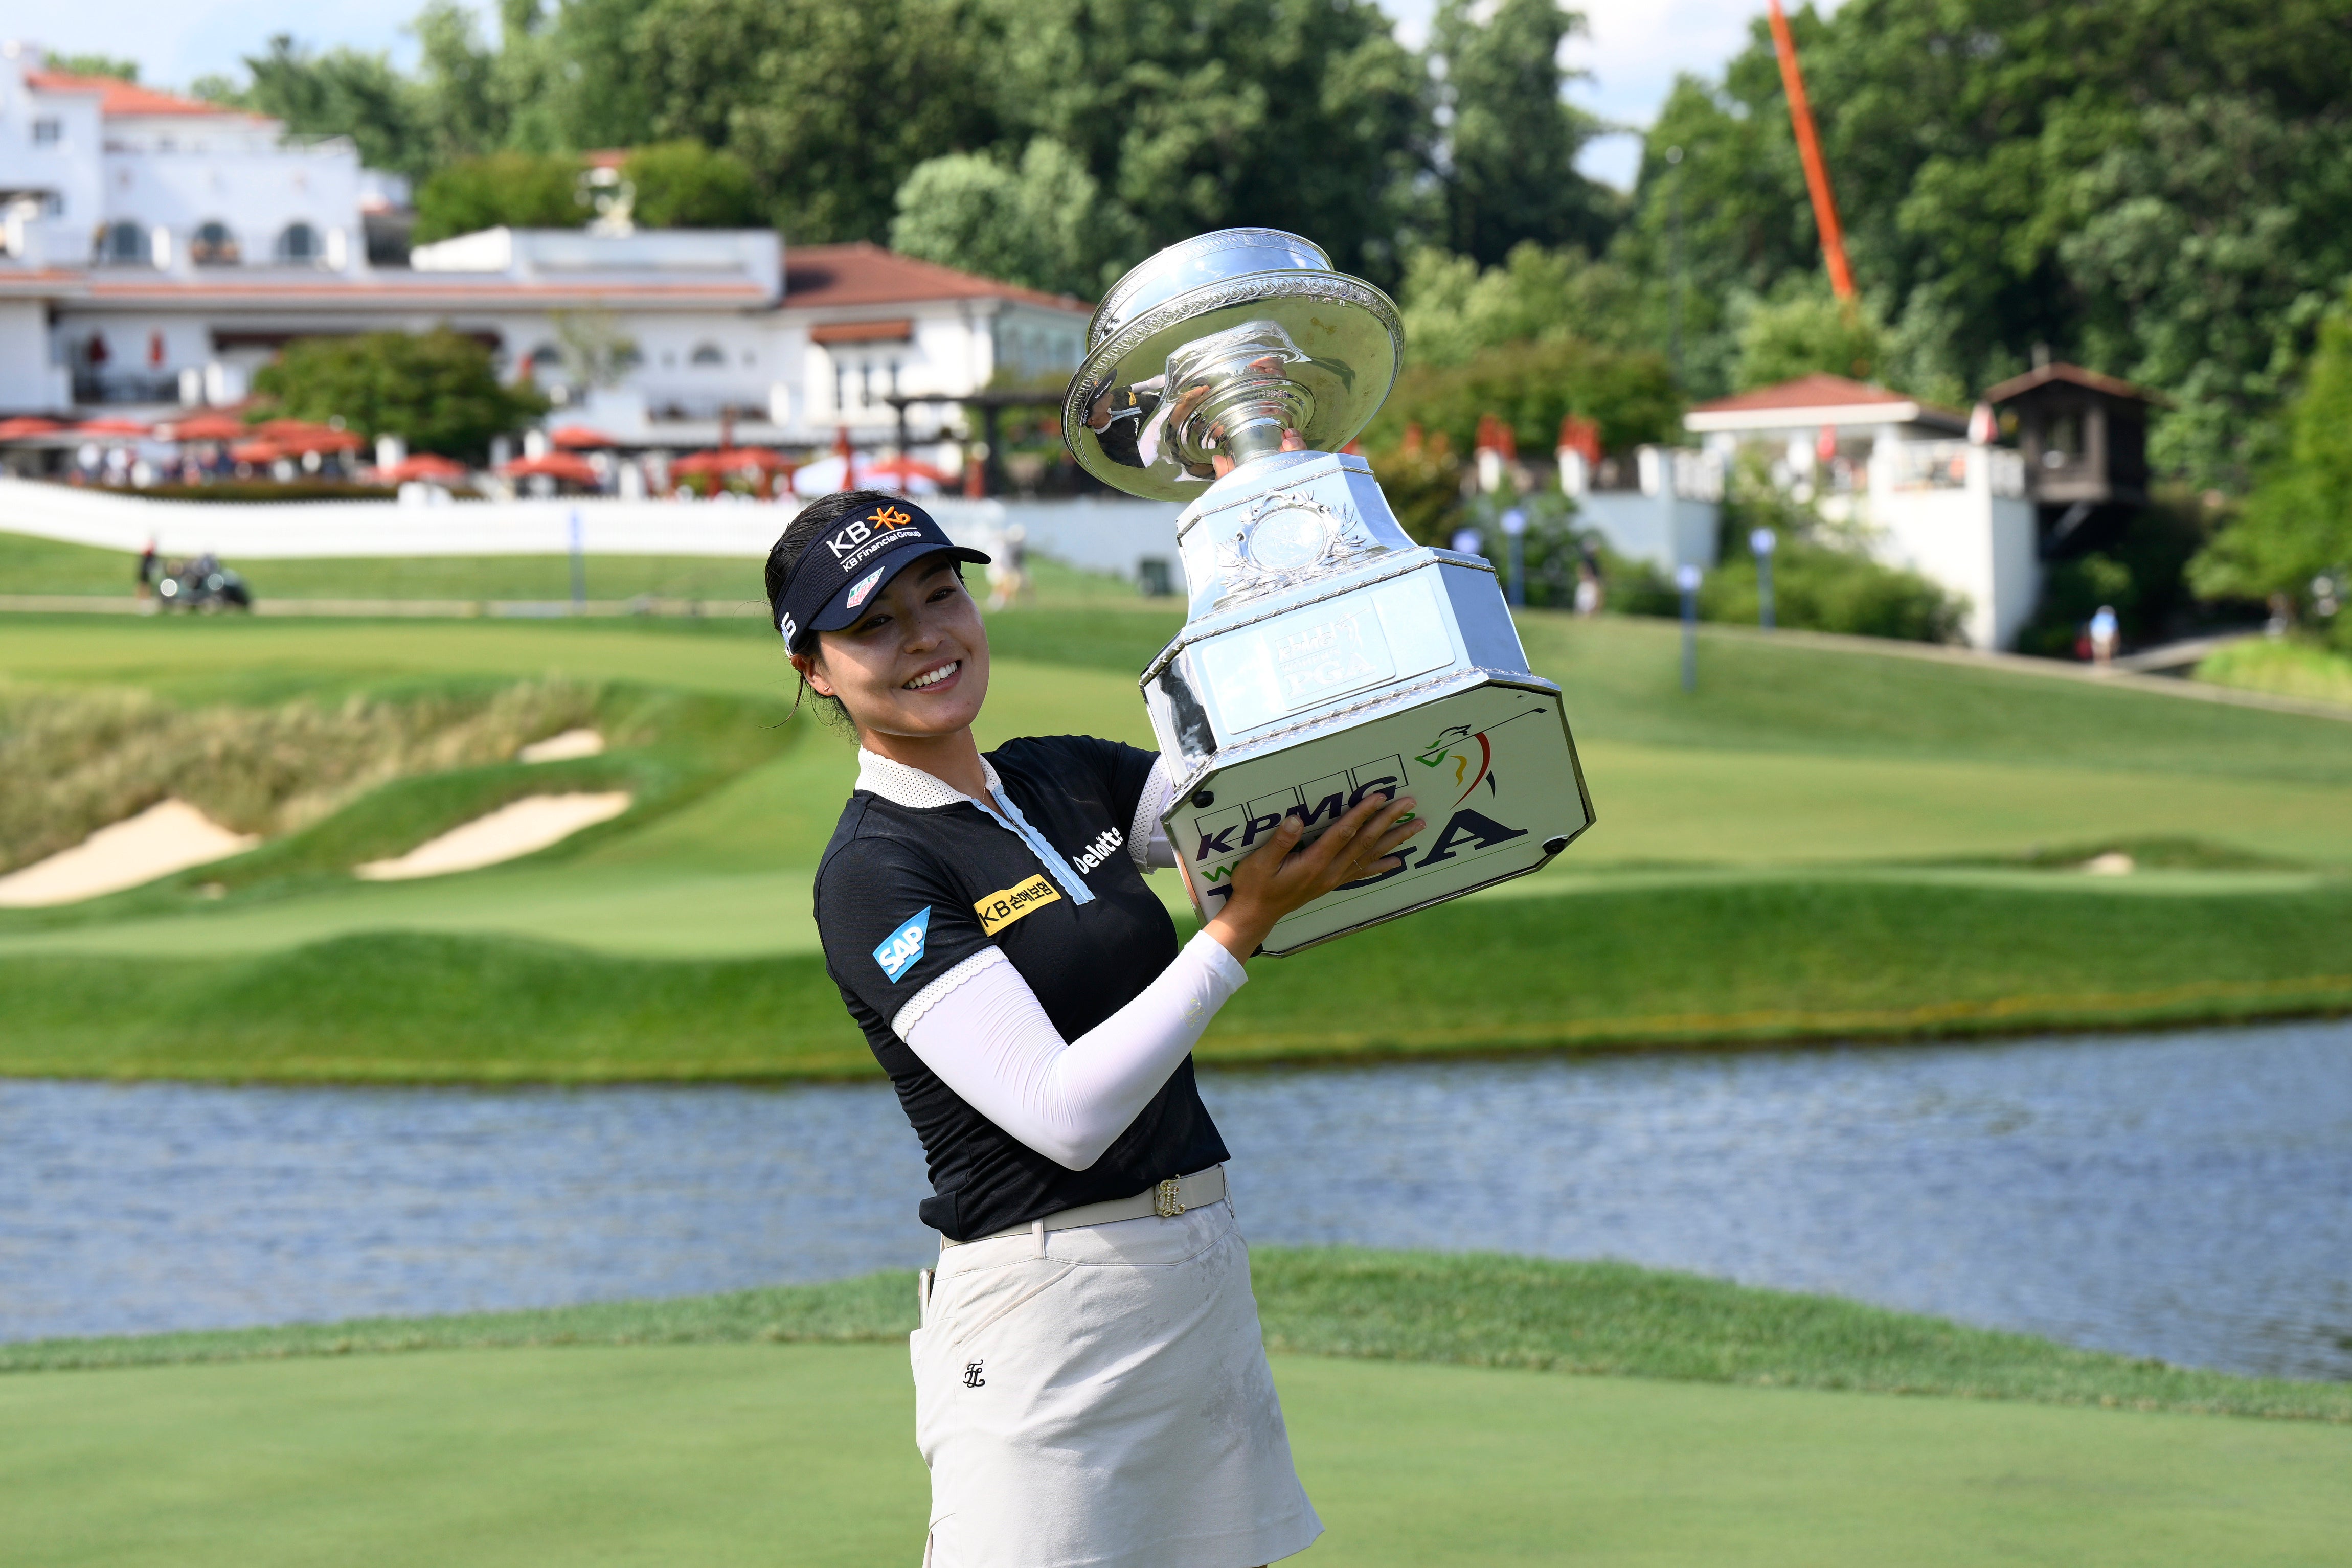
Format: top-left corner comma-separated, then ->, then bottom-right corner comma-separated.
3,1021 -> 2347,1379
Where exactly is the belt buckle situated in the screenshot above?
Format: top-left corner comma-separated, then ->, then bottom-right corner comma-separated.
1152,1177 -> 1185,1218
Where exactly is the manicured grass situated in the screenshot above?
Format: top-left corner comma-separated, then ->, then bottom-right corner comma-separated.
0,529 -> 1161,611
5,877 -> 2348,1080
12,1247 -> 2345,1422
2199,634 -> 2352,707
5,610 -> 2349,1073
8,1255 -> 2351,1568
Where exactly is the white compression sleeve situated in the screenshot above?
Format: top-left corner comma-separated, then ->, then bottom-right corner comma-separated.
893,931 -> 1247,1170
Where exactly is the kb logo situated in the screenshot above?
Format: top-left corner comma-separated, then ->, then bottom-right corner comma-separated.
961,1360 -> 986,1389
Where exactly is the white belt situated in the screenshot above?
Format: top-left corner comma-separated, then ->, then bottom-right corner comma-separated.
940,1165 -> 1226,1248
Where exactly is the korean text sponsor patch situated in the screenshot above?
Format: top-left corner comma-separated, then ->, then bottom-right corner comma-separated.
973,875 -> 1062,936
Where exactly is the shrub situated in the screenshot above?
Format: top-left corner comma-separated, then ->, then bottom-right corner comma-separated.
413,152 -> 585,244
622,141 -> 766,229
251,330 -> 547,461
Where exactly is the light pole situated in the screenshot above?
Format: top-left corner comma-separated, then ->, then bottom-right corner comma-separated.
568,509 -> 586,614
1751,526 -> 1777,630
1665,145 -> 1686,387
1676,562 -> 1702,691
1500,507 -> 1527,608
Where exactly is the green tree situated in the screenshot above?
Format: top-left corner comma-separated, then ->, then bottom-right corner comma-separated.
621,141 -> 763,228
1397,242 -> 1643,370
224,36 -> 431,176
412,151 -> 586,243
983,0 -> 1430,284
251,330 -> 547,459
2192,298 -> 2352,636
1367,337 -> 1682,460
44,53 -> 139,79
1732,288 -> 1885,390
411,0 -> 511,164
890,139 -> 1135,298
1426,0 -> 1617,267
632,0 -> 999,244
1611,0 -> 2352,488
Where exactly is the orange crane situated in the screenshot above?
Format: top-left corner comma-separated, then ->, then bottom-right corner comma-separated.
1766,0 -> 1856,302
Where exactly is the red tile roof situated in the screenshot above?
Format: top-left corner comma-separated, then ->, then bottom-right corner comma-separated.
1688,373 -> 1915,415
1981,361 -> 2164,406
783,242 -> 1087,314
27,70 -> 261,120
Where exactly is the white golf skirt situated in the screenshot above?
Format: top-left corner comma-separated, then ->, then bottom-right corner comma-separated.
911,1195 -> 1322,1568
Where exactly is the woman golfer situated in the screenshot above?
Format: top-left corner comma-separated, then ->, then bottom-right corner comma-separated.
770,492 -> 1422,1568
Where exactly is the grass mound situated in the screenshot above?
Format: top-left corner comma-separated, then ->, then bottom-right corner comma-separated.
0,678 -> 603,872
8,1247 -> 2343,1422
2198,634 -> 2352,707
5,876 -> 2349,1079
0,681 -> 801,924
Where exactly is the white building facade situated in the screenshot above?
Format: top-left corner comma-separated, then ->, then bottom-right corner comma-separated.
0,44 -> 1090,446
1685,373 -> 2041,650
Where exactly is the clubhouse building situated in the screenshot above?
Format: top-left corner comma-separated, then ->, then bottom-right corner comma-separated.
0,42 -> 1090,445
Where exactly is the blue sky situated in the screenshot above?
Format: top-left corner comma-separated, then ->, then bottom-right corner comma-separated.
16,0 -> 1810,189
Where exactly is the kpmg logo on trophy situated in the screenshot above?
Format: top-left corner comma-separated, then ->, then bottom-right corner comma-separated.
1064,229 -> 1595,953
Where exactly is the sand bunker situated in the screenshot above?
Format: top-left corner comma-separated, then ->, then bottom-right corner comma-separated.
0,800 -> 260,907
517,728 -> 606,764
2081,852 -> 2136,876
355,792 -> 632,881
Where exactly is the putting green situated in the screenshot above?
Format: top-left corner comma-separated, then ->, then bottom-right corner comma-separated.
6,1344 -> 2346,1568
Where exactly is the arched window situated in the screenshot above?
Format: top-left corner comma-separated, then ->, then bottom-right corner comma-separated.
190,221 -> 239,266
98,221 -> 149,266
689,343 -> 726,367
524,343 -> 568,382
274,222 -> 321,264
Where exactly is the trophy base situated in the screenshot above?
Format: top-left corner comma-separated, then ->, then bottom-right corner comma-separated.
1159,669 -> 1593,956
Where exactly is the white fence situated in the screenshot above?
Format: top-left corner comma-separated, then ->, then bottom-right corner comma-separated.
0,477 -> 1183,582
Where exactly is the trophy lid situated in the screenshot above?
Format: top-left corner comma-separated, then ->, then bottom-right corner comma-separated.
1065,229 -> 1402,503
1087,229 -> 1333,350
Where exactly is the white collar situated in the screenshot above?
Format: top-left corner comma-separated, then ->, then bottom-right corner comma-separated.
856,746 -> 1002,811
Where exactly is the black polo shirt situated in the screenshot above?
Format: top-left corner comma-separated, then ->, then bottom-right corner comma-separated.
815,734 -> 1229,1241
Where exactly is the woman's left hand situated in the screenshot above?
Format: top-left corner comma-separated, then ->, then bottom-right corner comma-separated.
1203,792 -> 1426,961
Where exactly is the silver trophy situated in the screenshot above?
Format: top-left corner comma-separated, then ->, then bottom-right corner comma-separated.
1065,229 -> 1594,955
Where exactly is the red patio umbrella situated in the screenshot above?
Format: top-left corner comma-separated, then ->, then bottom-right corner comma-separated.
76,417 -> 152,437
672,446 -> 794,476
163,413 -> 250,443
253,419 -> 362,453
0,417 -> 64,441
380,453 -> 471,484
230,439 -> 287,464
858,455 -> 954,487
499,451 -> 601,485
547,425 -> 619,450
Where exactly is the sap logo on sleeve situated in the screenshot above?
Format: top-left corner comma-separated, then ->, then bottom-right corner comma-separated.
843,566 -> 887,610
873,907 -> 932,982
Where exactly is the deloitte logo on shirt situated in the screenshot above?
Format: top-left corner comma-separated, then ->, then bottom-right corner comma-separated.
873,907 -> 932,983
1070,827 -> 1124,875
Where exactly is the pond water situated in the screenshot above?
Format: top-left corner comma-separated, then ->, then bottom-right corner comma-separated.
5,1020 -> 2348,1381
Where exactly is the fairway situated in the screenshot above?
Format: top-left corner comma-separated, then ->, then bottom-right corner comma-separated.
5,601 -> 2350,1074
7,1342 -> 2348,1568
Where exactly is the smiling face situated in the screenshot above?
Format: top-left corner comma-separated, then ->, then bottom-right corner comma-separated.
793,554 -> 990,742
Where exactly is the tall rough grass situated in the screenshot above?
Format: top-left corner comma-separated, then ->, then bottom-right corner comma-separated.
0,680 -> 604,873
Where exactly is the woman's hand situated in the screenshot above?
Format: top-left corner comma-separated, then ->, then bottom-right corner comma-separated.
1204,792 -> 1427,961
